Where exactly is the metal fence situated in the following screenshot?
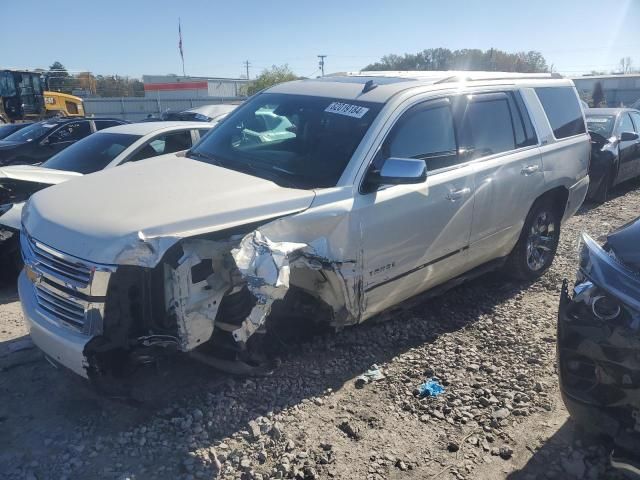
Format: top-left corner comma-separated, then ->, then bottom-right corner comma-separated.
83,96 -> 245,121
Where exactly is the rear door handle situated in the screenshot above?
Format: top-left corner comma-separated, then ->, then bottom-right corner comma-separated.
446,187 -> 471,201
521,164 -> 540,175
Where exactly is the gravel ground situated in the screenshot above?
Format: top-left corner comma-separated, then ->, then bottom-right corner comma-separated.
2,179 -> 640,480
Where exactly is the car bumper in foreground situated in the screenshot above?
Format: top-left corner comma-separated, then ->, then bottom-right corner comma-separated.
558,236 -> 640,451
18,270 -> 90,378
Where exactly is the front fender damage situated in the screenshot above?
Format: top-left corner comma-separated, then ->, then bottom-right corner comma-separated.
230,230 -> 361,344
95,211 -> 363,379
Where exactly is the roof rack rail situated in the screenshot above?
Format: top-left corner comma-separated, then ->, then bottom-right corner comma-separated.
347,71 -> 563,82
434,72 -> 563,84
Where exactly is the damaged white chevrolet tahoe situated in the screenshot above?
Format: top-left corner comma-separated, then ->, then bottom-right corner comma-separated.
18,71 -> 590,384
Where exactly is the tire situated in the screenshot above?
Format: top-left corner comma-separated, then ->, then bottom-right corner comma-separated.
505,199 -> 561,281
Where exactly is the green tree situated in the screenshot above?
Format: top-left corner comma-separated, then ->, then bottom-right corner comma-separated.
364,48 -> 548,73
94,75 -> 145,97
47,61 -> 73,93
246,65 -> 299,96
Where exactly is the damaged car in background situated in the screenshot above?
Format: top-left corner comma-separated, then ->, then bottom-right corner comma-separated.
18,71 -> 590,390
559,217 -> 640,475
0,122 -> 214,276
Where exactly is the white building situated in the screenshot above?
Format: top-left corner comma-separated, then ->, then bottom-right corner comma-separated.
142,75 -> 249,99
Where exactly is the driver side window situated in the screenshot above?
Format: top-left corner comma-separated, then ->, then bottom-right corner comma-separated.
618,113 -> 635,136
49,122 -> 91,144
383,101 -> 458,171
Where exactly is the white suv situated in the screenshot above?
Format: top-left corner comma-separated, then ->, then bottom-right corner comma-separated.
18,71 -> 590,382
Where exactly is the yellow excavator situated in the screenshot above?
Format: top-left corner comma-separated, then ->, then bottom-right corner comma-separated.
0,70 -> 84,123
43,91 -> 84,118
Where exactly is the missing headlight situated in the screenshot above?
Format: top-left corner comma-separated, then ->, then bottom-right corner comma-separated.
592,295 -> 622,321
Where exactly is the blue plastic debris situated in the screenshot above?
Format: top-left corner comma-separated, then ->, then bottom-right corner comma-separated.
417,379 -> 444,397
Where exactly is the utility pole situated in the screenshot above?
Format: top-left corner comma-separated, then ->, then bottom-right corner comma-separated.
317,55 -> 327,77
243,60 -> 251,80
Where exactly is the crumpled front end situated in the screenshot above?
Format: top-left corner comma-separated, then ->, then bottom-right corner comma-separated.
558,233 -> 640,451
19,193 -> 363,386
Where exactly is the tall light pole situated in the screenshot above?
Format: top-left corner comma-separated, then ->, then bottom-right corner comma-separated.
317,55 -> 327,77
243,60 -> 251,80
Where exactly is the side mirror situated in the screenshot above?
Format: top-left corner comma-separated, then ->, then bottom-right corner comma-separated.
40,137 -> 49,146
620,131 -> 639,142
363,157 -> 427,192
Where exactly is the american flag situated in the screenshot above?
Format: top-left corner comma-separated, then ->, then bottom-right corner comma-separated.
178,19 -> 184,63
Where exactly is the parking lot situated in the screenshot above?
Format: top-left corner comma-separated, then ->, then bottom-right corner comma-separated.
1,179 -> 638,480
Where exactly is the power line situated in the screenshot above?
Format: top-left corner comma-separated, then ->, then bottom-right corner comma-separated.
305,69 -> 320,79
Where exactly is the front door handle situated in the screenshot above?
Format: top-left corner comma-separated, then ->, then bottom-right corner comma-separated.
521,164 -> 540,175
446,187 -> 471,201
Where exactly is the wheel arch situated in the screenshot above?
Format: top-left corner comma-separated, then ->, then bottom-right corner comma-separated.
533,186 -> 569,221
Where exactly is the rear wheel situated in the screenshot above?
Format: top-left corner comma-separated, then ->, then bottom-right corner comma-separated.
505,200 -> 560,281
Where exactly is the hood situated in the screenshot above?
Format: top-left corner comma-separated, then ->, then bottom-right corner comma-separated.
23,155 -> 316,265
0,165 -> 80,205
0,164 -> 81,184
606,217 -> 640,272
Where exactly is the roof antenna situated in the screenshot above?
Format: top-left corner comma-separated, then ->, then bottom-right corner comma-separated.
362,79 -> 377,93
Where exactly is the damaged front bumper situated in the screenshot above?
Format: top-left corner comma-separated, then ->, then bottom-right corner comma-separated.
18,212 -> 360,383
558,233 -> 640,451
18,270 -> 91,377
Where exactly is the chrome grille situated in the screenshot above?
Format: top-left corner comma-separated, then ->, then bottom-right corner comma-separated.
35,284 -> 86,330
29,237 -> 92,288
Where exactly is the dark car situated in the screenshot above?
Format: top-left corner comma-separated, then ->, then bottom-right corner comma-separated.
559,218 -> 640,474
0,122 -> 33,140
585,108 -> 640,203
0,117 -> 127,166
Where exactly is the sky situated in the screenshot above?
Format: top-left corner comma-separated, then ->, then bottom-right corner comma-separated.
1,0 -> 639,79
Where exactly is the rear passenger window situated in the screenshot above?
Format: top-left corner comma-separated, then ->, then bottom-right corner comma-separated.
460,96 -> 515,158
386,102 -> 458,171
535,87 -> 586,139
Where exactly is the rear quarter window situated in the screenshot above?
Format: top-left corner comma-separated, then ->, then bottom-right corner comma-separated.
535,87 -> 586,139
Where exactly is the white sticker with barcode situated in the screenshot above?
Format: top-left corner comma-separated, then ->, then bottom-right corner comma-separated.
325,102 -> 369,118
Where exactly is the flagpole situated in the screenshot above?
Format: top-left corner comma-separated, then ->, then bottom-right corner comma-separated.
179,18 -> 186,77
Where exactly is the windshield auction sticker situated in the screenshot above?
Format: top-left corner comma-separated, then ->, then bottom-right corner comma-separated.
325,102 -> 370,118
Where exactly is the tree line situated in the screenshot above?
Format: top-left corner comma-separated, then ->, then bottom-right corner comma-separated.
363,48 -> 549,73
46,61 -> 144,97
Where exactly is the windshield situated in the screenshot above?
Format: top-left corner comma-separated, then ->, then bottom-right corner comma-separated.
42,132 -> 140,174
586,115 -> 615,137
3,121 -> 56,143
187,93 -> 382,189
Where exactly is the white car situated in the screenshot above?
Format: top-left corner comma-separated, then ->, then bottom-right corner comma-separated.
18,71 -> 590,381
0,121 -> 214,267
